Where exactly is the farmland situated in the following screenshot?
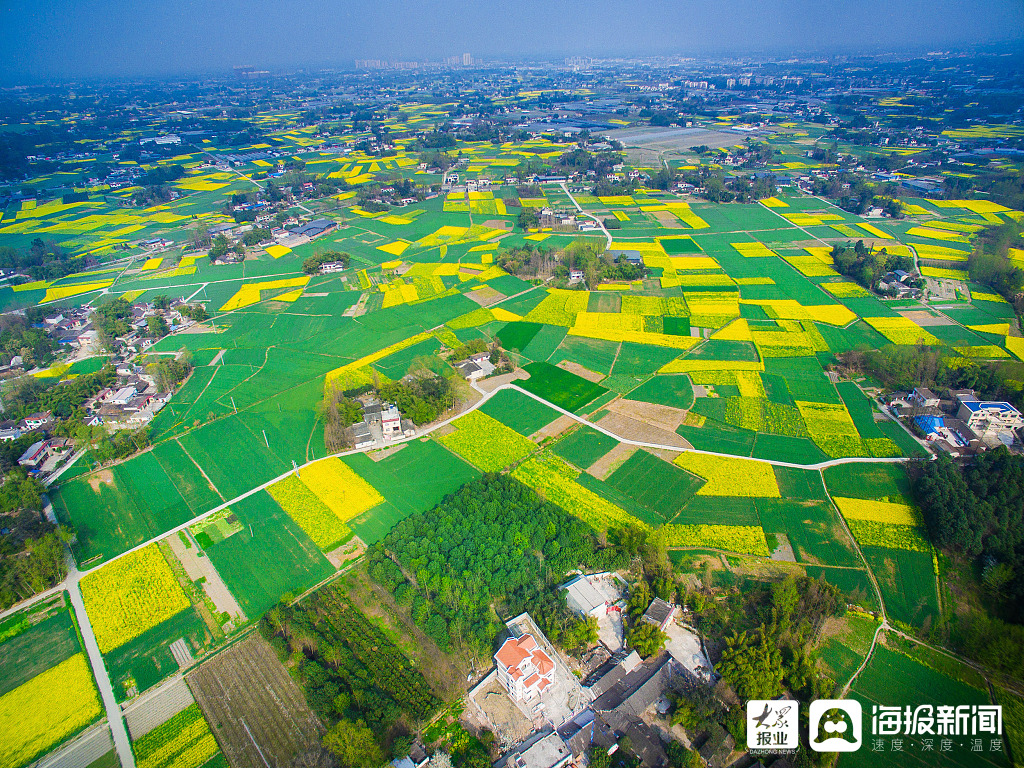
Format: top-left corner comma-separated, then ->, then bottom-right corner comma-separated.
7,66 -> 1024,766
187,634 -> 327,768
0,653 -> 102,768
80,544 -> 191,654
437,409 -> 538,470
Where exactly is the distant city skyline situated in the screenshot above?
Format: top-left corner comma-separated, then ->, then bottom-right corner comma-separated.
1,0 -> 1022,83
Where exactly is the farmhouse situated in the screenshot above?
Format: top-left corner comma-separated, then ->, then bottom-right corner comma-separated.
641,598 -> 677,632
953,391 -> 1024,438
292,219 -> 337,239
17,440 -> 48,470
498,730 -> 572,768
561,574 -> 608,618
495,631 -> 556,703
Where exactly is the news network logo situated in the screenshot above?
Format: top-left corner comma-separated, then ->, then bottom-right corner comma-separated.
747,699 -> 1003,755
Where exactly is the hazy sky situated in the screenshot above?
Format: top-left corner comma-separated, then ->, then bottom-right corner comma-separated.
2,0 -> 1022,82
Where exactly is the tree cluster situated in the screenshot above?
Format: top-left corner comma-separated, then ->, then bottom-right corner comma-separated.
261,584 -> 441,768
303,251 -> 350,275
831,240 -> 913,291
366,474 -> 623,657
915,450 -> 1024,625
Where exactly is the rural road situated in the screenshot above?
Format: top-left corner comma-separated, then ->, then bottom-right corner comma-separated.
64,554 -> 137,768
561,182 -> 613,248
44,379 -> 914,591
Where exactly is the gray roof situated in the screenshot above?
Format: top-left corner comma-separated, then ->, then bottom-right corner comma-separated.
293,218 -> 335,237
642,598 -> 675,627
591,652 -> 673,716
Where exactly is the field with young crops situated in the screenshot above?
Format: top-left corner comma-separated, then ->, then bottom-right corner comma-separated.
267,474 -> 352,551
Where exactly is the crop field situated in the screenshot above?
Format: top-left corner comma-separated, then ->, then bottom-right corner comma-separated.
552,425 -> 618,469
816,613 -> 878,689
625,374 -> 694,409
861,547 -> 940,627
204,492 -> 334,618
654,524 -> 770,556
438,410 -> 538,471
604,449 -> 705,520
187,634 -> 326,768
342,440 -> 480,543
132,703 -> 220,768
757,498 -> 861,567
0,653 -> 102,768
267,474 -> 352,552
81,544 -> 191,654
0,603 -> 79,697
512,454 -> 648,533
477,388 -> 559,435
519,361 -> 608,411
104,607 -> 208,702
845,644 -> 1005,768
53,451 -> 204,566
299,456 -> 385,523
673,452 -> 781,497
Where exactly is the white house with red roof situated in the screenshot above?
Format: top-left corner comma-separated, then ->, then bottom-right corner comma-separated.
495,631 -> 556,704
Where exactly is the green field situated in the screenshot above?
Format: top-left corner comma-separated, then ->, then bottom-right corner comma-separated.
53,453 -> 198,566
519,361 -> 608,411
496,321 -> 543,351
605,449 -> 705,522
204,492 -> 334,618
345,439 -> 480,543
478,388 -> 559,436
844,643 -> 1007,768
104,607 -> 207,701
0,606 -> 79,697
861,546 -> 939,628
551,426 -> 618,469
625,375 -> 694,409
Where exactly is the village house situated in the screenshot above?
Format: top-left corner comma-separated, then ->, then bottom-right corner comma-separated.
495,631 -> 556,705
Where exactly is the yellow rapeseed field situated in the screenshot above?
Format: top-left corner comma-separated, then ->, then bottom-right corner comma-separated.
299,457 -> 384,522
80,544 -> 191,654
0,653 -> 101,767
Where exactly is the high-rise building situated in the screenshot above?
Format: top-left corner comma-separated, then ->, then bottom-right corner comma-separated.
462,52 -> 473,66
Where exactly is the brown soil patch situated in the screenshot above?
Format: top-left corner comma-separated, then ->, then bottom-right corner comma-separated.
325,537 -> 365,569
587,443 -> 638,480
596,411 -> 692,449
653,210 -> 683,228
188,634 -> 328,768
482,219 -> 513,230
646,446 -> 683,463
87,470 -> 114,492
556,360 -> 605,383
368,443 -> 407,462
432,423 -> 456,438
605,398 -> 687,432
476,369 -> 529,393
529,415 -> 575,443
466,286 -> 504,306
896,310 -> 953,326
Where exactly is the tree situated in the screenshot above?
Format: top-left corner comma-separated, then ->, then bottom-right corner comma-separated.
323,719 -> 385,768
517,209 -> 540,230
626,621 -> 667,658
147,315 -> 169,339
209,234 -> 230,259
717,626 -> 784,701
